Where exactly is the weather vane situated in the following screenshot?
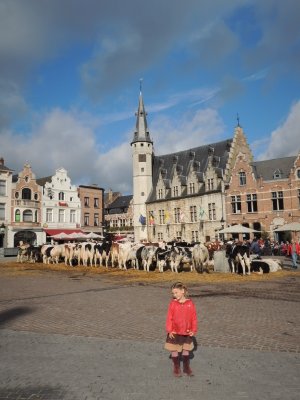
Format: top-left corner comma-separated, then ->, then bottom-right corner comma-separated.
237,113 -> 240,127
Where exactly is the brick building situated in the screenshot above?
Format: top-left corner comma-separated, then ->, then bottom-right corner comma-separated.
78,184 -> 104,234
225,141 -> 300,240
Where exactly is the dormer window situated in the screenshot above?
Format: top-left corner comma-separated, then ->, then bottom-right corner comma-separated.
173,186 -> 179,197
189,182 -> 195,194
273,169 -> 282,179
158,189 -> 163,199
207,178 -> 214,191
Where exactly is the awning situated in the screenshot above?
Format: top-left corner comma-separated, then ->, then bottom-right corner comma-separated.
44,229 -> 84,236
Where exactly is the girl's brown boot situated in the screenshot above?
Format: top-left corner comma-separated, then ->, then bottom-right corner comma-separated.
171,356 -> 182,377
182,355 -> 194,376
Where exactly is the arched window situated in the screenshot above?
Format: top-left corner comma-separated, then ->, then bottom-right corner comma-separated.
14,230 -> 36,247
15,209 -> 21,222
23,209 -> 33,222
35,210 -> 38,223
22,188 -> 31,200
59,192 -> 65,201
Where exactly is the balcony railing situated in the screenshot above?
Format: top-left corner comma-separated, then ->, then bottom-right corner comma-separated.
14,200 -> 40,208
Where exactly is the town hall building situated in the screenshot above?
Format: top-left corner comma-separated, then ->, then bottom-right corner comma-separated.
131,91 -> 300,243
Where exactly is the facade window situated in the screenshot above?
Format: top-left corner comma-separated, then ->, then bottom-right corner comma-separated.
46,208 -> 53,223
138,154 -> 146,162
272,191 -> 284,211
174,208 -> 180,223
35,210 -> 38,223
141,168 -> 144,172
120,219 -> 126,227
23,209 -> 33,222
84,213 -> 89,226
15,209 -> 20,222
129,219 -> 133,226
173,186 -> 179,197
175,231 -> 181,240
70,210 -> 76,223
34,193 -> 38,200
112,219 -> 118,228
94,198 -> 99,208
159,209 -> 165,224
158,189 -> 163,199
231,195 -> 241,214
191,231 -> 199,242
298,189 -> 300,208
84,197 -> 89,207
94,213 -> 99,226
59,192 -> 65,201
208,203 -> 216,220
158,233 -> 163,241
141,192 -> 144,196
246,194 -> 258,212
297,170 -> 300,179
207,178 -> 214,191
239,171 -> 246,186
0,203 -> 5,220
190,206 -> 197,222
0,180 -> 6,196
22,188 -> 31,200
59,209 -> 65,223
189,182 -> 195,194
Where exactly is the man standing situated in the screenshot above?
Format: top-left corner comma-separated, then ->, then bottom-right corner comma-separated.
288,239 -> 300,269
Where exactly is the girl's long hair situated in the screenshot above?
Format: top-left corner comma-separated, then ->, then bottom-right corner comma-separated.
171,282 -> 189,298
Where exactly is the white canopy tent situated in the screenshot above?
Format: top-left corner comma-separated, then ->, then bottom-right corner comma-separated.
218,224 -> 259,234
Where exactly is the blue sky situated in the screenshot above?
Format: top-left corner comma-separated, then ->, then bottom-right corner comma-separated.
1,0 -> 300,194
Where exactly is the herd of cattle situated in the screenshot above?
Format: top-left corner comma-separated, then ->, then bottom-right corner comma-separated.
16,239 -> 283,275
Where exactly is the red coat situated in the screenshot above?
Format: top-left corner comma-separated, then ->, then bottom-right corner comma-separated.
166,299 -> 197,335
288,243 -> 300,255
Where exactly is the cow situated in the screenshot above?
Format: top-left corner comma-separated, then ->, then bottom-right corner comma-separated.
17,241 -> 31,263
49,244 -> 66,264
227,241 -> 251,275
109,242 -> 120,268
156,248 -> 172,272
192,243 -> 209,273
168,246 -> 193,273
137,245 -> 158,272
41,244 -> 54,264
118,242 -> 134,270
77,242 -> 95,266
94,240 -> 112,267
64,243 -> 81,267
251,257 -> 282,273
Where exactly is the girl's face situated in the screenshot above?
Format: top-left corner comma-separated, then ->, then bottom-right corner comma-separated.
172,288 -> 186,301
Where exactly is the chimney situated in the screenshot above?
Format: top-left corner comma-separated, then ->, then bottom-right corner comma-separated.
0,158 -> 4,166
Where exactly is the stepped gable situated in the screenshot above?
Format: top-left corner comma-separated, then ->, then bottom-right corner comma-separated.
147,138 -> 232,202
251,156 -> 297,180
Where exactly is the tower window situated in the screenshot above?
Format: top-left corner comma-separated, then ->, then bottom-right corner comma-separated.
139,154 -> 146,162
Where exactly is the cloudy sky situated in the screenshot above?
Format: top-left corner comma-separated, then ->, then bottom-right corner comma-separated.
1,0 -> 299,193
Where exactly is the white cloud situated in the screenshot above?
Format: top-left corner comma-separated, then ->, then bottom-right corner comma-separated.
151,108 -> 225,155
257,100 -> 300,160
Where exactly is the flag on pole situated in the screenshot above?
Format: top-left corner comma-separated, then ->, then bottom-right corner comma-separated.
139,214 -> 146,225
149,211 -> 155,225
199,207 -> 205,219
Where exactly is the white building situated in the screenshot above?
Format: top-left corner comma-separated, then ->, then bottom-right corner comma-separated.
0,158 -> 13,250
131,92 -> 252,243
38,167 -> 81,238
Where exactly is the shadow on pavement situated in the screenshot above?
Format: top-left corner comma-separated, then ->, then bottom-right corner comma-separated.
0,306 -> 34,326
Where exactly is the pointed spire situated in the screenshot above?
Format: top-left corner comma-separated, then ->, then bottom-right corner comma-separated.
131,81 -> 152,145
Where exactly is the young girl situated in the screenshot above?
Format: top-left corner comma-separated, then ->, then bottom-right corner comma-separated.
164,282 -> 198,377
